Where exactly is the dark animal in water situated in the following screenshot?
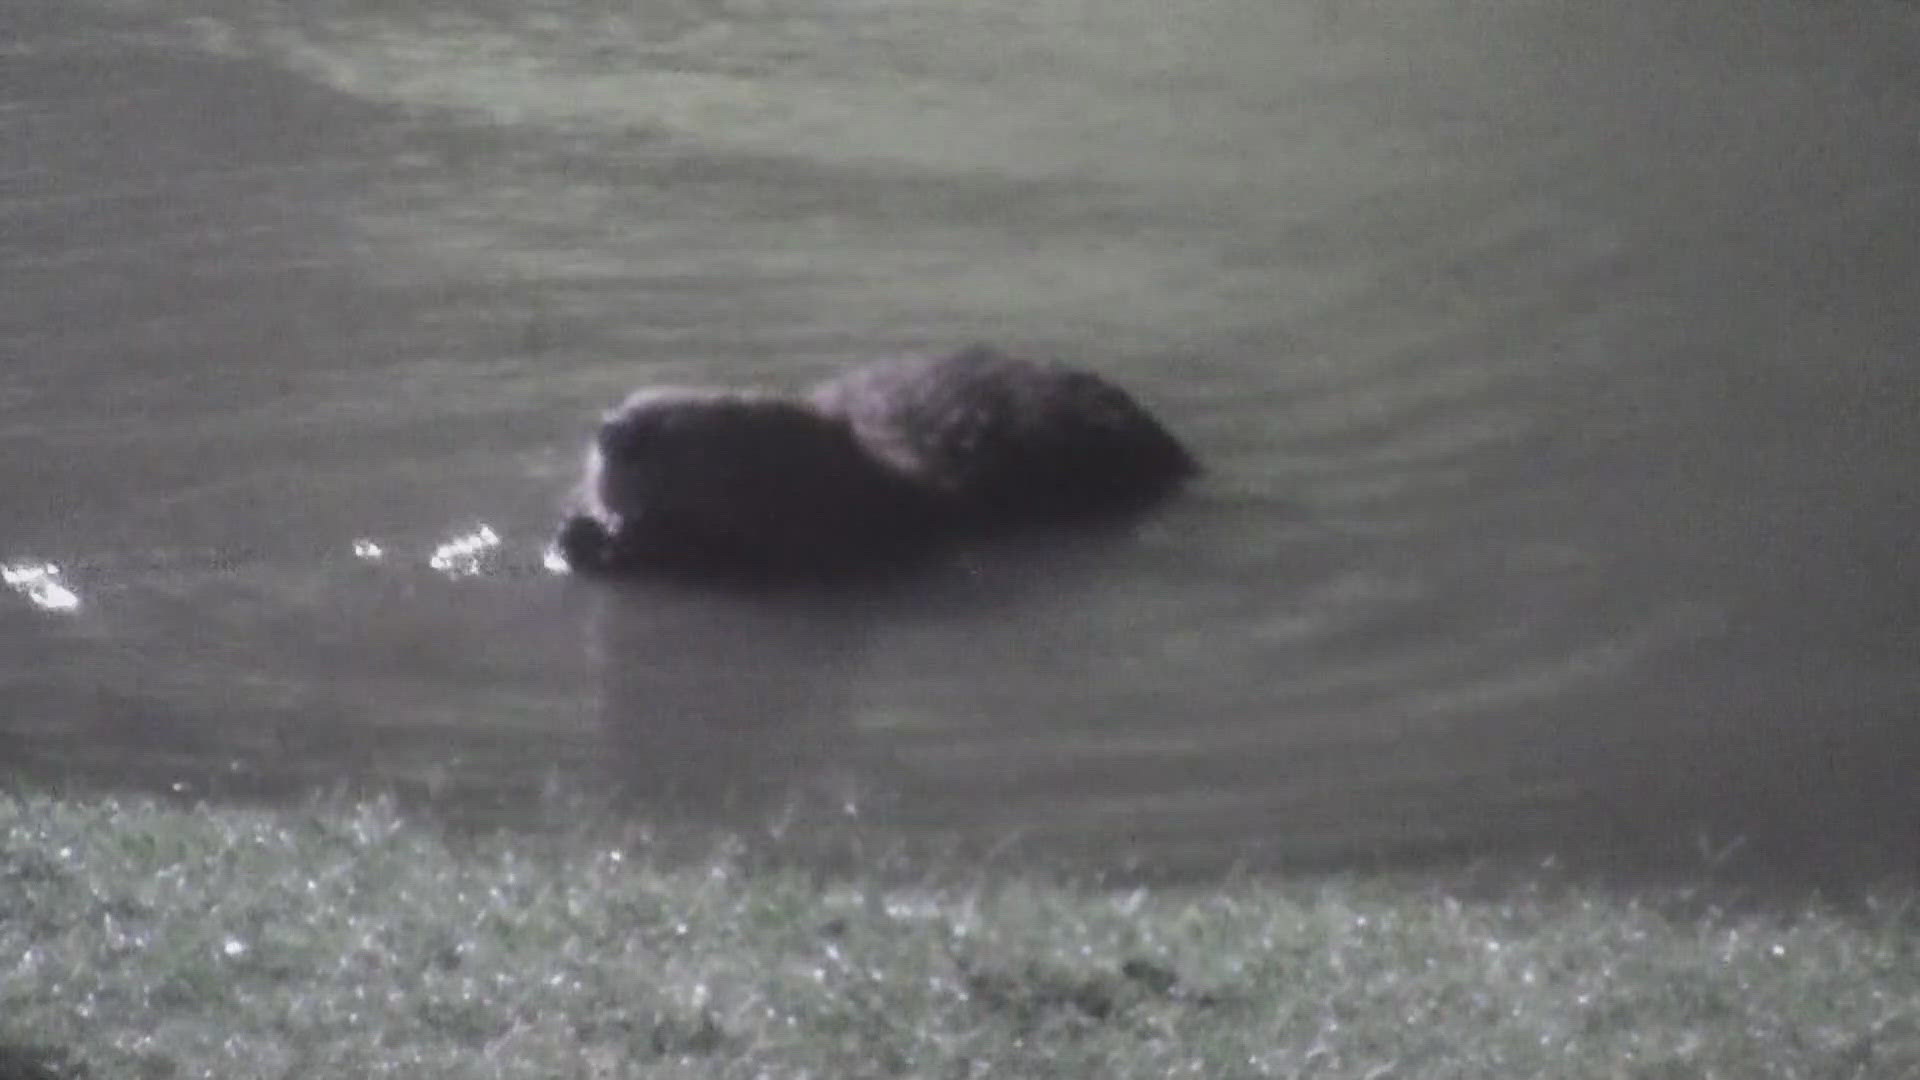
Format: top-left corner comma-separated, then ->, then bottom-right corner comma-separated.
557,345 -> 1195,576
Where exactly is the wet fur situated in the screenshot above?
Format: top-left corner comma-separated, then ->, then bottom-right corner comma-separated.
810,345 -> 1196,523
560,347 -> 1195,576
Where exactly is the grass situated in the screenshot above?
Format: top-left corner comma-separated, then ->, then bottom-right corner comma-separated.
3,791 -> 1918,1079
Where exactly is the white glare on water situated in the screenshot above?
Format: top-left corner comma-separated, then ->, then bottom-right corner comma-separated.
2,562 -> 81,612
428,526 -> 502,577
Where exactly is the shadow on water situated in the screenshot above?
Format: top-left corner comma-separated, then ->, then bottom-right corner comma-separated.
584,575 -> 886,823
575,510 -> 1202,824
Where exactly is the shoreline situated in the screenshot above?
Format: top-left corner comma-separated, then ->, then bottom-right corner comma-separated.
5,789 -> 1916,1078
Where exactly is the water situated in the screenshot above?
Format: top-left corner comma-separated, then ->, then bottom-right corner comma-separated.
4,0 -> 1918,882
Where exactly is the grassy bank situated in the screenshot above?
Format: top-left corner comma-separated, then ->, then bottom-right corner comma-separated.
3,793 -> 1917,1079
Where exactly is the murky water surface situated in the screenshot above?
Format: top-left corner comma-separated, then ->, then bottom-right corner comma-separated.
5,0 -> 1918,881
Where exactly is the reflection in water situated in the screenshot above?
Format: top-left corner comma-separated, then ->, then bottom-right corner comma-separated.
583,577 -> 884,824
583,564 -> 936,822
